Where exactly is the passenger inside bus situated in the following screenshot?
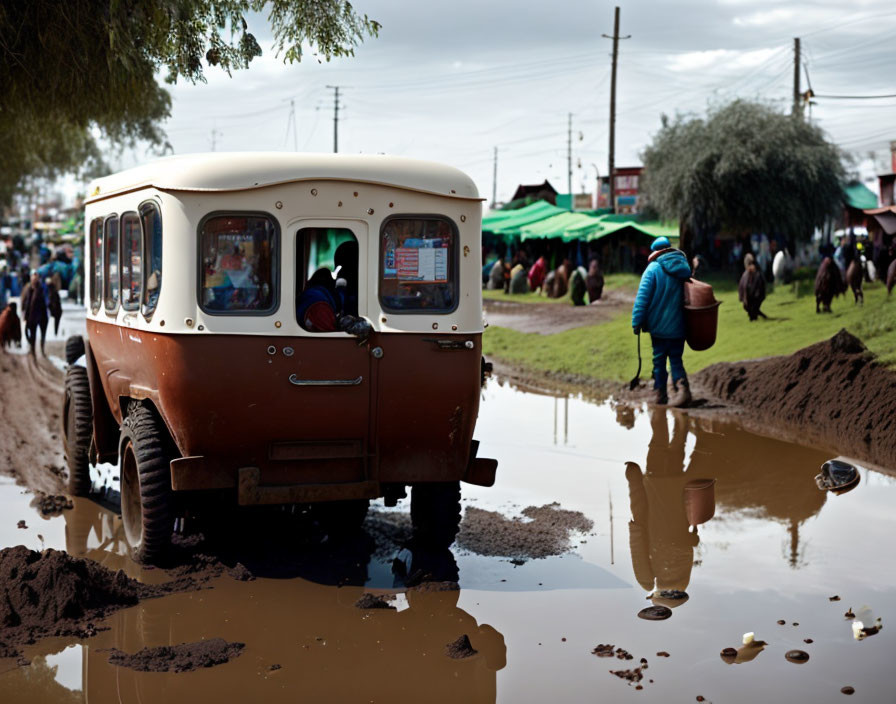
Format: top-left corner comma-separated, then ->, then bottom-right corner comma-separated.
297,268 -> 339,332
334,240 -> 359,316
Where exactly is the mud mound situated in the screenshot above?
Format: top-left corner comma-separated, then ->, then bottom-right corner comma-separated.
31,493 -> 72,516
105,638 -> 245,672
445,634 -> 478,659
354,593 -> 396,610
695,330 -> 896,470
456,503 -> 593,559
0,546 -> 196,661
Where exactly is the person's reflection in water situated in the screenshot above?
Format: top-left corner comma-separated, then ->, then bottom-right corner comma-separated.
626,408 -> 713,608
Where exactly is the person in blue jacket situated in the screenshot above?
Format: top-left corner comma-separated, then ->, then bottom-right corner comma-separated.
631,236 -> 693,406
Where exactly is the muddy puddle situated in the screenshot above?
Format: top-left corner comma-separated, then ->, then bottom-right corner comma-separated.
2,378 -> 896,702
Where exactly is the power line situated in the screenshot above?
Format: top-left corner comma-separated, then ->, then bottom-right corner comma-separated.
815,93 -> 896,100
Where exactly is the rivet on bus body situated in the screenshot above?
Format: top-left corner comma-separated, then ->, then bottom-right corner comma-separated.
450,189 -> 456,194
451,325 -> 457,331
465,340 -> 474,349
267,346 -> 276,355
389,202 -> 394,208
353,191 -> 359,197
463,245 -> 470,257
371,347 -> 384,359
367,208 -> 374,215
198,324 -> 204,331
311,189 -> 318,196
381,316 -> 387,323
460,214 -> 467,222
283,346 -> 294,357
338,201 -> 343,207
275,201 -> 283,209
432,323 -> 438,330
275,321 -> 282,328
185,318 -> 194,327
159,320 -> 165,327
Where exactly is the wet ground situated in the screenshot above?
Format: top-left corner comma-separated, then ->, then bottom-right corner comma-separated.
1,307 -> 895,702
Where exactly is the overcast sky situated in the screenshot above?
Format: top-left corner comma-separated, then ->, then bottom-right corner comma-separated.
106,0 -> 896,204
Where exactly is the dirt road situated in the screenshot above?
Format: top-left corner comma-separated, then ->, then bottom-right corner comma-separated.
483,288 -> 634,334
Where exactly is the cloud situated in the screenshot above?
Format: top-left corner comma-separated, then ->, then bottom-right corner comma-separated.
667,47 -> 781,72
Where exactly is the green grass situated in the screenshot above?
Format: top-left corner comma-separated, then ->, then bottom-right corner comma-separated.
483,277 -> 896,382
482,272 -> 640,304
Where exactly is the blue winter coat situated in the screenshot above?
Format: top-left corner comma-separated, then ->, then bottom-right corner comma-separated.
631,249 -> 692,339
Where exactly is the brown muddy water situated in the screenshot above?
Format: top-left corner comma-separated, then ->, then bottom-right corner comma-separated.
1,380 -> 895,703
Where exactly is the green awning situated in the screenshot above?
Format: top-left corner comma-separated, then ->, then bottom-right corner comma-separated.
484,200 -> 568,236
843,182 -> 878,210
519,212 -> 598,241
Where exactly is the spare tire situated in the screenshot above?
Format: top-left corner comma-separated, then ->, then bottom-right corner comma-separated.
65,335 -> 85,365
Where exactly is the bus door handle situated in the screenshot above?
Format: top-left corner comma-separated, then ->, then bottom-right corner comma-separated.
288,375 -> 363,387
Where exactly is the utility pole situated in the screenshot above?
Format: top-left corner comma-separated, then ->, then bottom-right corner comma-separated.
210,125 -> 222,152
289,99 -> 298,150
603,6 -> 629,213
492,146 -> 498,207
567,113 -> 573,204
326,85 -> 341,152
792,37 -> 801,118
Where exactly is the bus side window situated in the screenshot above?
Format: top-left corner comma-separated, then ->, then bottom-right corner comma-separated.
103,215 -> 120,313
120,212 -> 142,311
89,218 -> 103,314
295,227 -> 358,331
140,202 -> 162,317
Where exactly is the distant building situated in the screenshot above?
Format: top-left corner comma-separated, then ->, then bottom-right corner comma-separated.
510,180 -> 558,206
594,166 -> 644,213
878,140 -> 896,207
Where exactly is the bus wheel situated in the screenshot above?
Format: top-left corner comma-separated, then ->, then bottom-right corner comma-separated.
411,481 -> 462,549
62,366 -> 93,496
314,499 -> 370,542
119,405 -> 174,563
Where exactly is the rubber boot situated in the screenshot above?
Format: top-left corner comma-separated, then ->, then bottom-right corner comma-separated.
670,377 -> 691,408
653,387 -> 668,405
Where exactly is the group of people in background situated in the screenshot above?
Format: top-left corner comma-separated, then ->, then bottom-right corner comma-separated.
0,232 -> 78,356
484,245 -> 606,307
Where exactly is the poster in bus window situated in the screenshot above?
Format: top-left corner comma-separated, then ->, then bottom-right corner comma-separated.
388,238 -> 448,283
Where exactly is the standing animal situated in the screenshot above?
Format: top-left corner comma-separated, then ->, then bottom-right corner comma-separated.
814,258 -> 846,313
738,257 -> 767,321
887,258 -> 896,297
586,259 -> 604,302
0,302 -> 22,349
846,259 -> 864,305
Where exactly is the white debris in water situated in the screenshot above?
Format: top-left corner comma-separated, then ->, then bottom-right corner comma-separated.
852,621 -> 865,640
742,632 -> 754,645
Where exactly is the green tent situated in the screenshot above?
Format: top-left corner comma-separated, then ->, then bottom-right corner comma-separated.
843,182 -> 878,211
483,200 -> 568,236
519,212 -> 600,241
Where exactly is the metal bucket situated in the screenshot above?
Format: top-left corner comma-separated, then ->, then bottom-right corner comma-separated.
683,478 -> 716,527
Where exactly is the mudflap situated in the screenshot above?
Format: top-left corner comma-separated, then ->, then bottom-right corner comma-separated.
462,439 -> 498,487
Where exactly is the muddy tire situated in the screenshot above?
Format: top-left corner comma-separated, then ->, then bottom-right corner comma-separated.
62,366 -> 93,496
314,499 -> 370,542
411,481 -> 462,549
65,335 -> 85,365
119,404 -> 175,563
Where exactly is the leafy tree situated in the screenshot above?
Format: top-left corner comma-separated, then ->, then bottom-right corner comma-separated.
640,100 -> 845,256
0,1 -> 380,205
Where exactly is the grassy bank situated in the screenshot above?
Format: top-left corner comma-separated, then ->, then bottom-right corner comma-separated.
483,276 -> 896,383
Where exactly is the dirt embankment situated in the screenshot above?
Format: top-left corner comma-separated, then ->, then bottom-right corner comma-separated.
694,329 -> 896,471
0,546 -> 197,662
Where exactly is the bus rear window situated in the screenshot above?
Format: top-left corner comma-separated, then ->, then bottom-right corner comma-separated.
199,214 -> 278,314
379,217 -> 457,313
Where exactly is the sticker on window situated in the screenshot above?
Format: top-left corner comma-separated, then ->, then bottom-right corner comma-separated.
380,218 -> 456,312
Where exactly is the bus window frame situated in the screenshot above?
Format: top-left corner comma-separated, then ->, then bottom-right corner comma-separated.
119,211 -> 142,313
139,199 -> 162,320
196,210 -> 281,317
377,214 -> 460,315
89,217 -> 104,315
103,213 -> 120,315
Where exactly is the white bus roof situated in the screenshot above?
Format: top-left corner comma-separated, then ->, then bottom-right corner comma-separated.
86,152 -> 480,203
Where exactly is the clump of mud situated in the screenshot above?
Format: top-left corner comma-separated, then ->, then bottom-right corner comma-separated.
31,493 -> 72,516
0,546 -> 196,661
445,634 -> 477,659
695,330 -> 896,469
456,503 -> 593,559
354,593 -> 396,610
104,638 -> 245,672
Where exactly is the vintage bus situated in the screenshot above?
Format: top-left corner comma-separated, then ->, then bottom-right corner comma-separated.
62,153 -> 497,561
